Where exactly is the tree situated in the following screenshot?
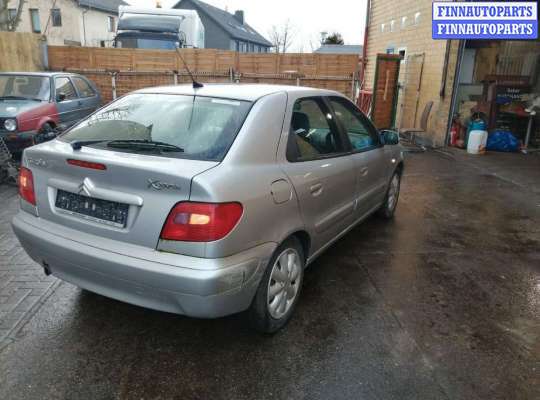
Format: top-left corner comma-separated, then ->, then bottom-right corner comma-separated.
0,0 -> 25,31
323,32 -> 344,45
268,19 -> 295,54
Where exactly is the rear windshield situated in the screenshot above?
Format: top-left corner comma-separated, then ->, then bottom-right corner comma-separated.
59,93 -> 252,161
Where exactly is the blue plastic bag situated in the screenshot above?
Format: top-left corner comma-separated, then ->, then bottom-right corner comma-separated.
486,130 -> 520,152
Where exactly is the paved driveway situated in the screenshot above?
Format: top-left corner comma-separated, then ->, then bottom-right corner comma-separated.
0,151 -> 539,400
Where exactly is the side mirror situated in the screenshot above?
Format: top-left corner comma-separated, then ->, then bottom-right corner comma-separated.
381,130 -> 400,145
56,92 -> 66,102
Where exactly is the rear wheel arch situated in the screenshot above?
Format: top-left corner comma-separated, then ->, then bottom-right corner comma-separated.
289,230 -> 311,263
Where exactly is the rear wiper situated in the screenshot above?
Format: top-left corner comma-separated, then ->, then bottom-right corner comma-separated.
106,140 -> 184,153
71,139 -> 111,150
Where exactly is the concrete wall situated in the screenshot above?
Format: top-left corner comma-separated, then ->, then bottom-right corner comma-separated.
364,0 -> 459,146
7,0 -> 117,47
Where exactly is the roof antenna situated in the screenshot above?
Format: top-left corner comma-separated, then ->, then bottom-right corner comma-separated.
175,47 -> 204,89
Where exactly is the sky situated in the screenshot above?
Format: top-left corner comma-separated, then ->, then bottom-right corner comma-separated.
126,0 -> 367,52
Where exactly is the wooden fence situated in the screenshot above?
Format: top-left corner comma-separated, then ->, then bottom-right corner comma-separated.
0,32 -> 44,71
48,46 -> 361,103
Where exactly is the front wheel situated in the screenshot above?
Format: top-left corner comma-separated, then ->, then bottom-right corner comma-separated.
377,170 -> 401,219
248,237 -> 304,334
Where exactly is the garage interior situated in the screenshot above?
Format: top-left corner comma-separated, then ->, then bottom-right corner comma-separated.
452,40 -> 540,152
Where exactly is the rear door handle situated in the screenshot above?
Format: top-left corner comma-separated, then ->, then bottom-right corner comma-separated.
310,183 -> 323,197
360,167 -> 369,177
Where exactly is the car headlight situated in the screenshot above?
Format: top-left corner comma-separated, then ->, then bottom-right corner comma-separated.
4,118 -> 17,132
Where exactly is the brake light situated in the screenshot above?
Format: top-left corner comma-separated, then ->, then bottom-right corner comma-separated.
67,159 -> 107,170
18,167 -> 36,206
160,202 -> 243,242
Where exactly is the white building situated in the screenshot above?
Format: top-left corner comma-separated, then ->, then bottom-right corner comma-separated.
7,0 -> 128,47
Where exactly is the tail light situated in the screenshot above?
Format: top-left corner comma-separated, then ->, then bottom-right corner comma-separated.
160,202 -> 243,242
18,167 -> 36,206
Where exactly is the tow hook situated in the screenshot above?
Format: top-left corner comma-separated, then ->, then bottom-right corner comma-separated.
42,262 -> 51,276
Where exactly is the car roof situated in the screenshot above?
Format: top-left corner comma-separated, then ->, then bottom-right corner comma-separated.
134,83 -> 344,102
0,72 -> 81,78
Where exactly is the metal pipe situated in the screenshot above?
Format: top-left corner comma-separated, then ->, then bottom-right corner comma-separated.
445,40 -> 466,146
359,0 -> 371,90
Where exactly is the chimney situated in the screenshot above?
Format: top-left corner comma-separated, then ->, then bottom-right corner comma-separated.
234,10 -> 244,25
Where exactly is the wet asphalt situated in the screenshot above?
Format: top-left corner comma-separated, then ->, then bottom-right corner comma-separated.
0,150 -> 539,400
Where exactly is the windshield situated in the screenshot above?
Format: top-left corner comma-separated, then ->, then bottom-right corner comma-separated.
59,93 -> 253,161
116,37 -> 179,49
0,75 -> 50,101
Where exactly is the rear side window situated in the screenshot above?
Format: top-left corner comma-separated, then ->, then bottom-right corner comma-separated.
72,77 -> 95,98
55,77 -> 77,100
59,94 -> 252,161
287,97 -> 344,161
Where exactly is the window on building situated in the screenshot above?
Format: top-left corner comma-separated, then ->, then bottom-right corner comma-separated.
51,9 -> 62,27
414,12 -> 421,25
108,16 -> 115,32
401,16 -> 408,29
8,8 -> 17,22
390,20 -> 396,32
29,9 -> 40,33
380,23 -> 386,33
398,47 -> 407,64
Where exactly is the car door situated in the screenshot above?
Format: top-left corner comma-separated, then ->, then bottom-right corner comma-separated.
327,96 -> 390,217
280,96 -> 356,253
54,76 -> 80,128
70,76 -> 101,119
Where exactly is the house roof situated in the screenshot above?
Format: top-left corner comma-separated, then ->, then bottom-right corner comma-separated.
174,0 -> 272,47
77,0 -> 129,15
314,45 -> 363,55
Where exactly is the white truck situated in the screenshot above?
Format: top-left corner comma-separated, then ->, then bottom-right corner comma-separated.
114,6 -> 205,50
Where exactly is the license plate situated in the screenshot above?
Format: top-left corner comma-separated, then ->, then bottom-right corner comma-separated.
55,190 -> 129,228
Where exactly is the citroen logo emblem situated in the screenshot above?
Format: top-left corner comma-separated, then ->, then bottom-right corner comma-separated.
77,180 -> 92,197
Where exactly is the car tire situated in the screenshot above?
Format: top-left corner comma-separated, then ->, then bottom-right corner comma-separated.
377,170 -> 401,219
35,123 -> 55,144
248,237 -> 305,334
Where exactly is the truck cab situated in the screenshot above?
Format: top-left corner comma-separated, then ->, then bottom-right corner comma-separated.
114,6 -> 205,50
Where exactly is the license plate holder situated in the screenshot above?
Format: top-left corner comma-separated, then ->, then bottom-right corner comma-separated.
55,189 -> 129,228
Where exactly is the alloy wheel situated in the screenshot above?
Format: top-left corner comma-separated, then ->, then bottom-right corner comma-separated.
267,248 -> 302,319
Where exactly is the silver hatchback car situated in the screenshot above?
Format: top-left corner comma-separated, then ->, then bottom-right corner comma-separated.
12,84 -> 403,333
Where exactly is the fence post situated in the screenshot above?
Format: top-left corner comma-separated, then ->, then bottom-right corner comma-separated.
229,67 -> 234,83
111,71 -> 118,100
173,70 -> 179,85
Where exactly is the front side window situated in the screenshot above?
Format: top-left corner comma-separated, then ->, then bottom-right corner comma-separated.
29,9 -> 40,33
0,75 -> 50,101
51,9 -> 62,27
59,94 -> 252,161
329,97 -> 380,151
72,77 -> 95,98
288,98 -> 344,161
54,77 -> 77,100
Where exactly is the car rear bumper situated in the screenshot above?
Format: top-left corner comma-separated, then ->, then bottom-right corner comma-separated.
12,211 -> 275,318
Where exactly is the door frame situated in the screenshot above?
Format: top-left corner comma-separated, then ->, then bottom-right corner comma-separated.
371,54 -> 402,129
